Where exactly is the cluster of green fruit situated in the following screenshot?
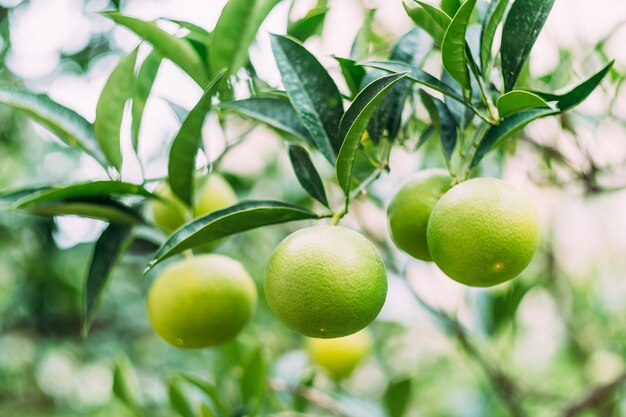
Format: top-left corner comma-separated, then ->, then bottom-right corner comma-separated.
146,170 -> 539,378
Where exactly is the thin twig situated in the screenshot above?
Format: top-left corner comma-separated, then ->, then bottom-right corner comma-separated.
268,378 -> 351,417
562,371 -> 626,417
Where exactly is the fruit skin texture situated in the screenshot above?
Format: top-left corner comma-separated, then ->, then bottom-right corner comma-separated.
264,226 -> 387,338
426,177 -> 540,287
147,254 -> 257,348
307,329 -> 372,380
387,169 -> 453,261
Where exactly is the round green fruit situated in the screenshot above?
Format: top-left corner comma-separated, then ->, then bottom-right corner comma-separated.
147,254 -> 257,348
264,226 -> 387,338
426,177 -> 540,287
307,329 -> 372,380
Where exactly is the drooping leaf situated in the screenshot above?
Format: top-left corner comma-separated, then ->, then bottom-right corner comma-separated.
441,0 -> 477,91
168,379 -> 195,417
112,355 -> 144,412
496,90 -> 550,118
471,107 -> 554,167
500,0 -> 556,92
210,0 -> 281,76
271,34 -> 344,161
103,12 -> 208,86
178,373 -> 229,416
417,124 -> 435,149
22,198 -> 144,225
168,70 -> 226,206
0,86 -> 107,167
403,2 -> 448,46
417,1 -> 452,28
288,7 -> 328,42
480,0 -> 509,76
336,72 -> 407,195
441,0 -> 462,17
350,9 -> 376,60
83,223 -> 134,334
146,201 -> 321,269
384,378 -> 412,417
532,60 -> 614,112
419,90 -> 458,161
442,70 -> 473,130
335,57 -> 367,97
131,50 -> 162,152
95,48 -> 138,171
240,347 -> 268,409
219,97 -> 314,145
288,145 -> 329,207
390,27 -> 433,66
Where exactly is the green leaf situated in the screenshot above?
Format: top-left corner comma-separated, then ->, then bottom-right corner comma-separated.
178,373 -> 229,416
240,347 -> 268,409
168,69 -> 226,206
403,2 -> 448,46
384,378 -> 412,417
210,0 -> 281,76
350,9 -> 376,60
219,97 -> 314,146
335,57 -> 366,97
480,280 -> 531,335
131,50 -> 162,152
471,107 -> 554,167
417,1 -> 452,28
442,70 -> 473,129
95,48 -> 138,171
501,0 -> 556,92
168,379 -> 195,417
480,0 -> 509,76
390,27 -> 433,66
361,60 -> 465,103
419,90 -> 458,161
271,34 -> 344,161
83,223 -> 134,334
112,355 -> 144,413
288,7 -> 328,42
22,198 -> 144,225
0,86 -> 107,167
441,0 -> 477,91
146,201 -> 320,269
496,90 -> 550,118
532,60 -> 614,112
103,12 -> 208,86
288,145 -> 329,207
336,72 -> 407,195
441,0 -> 462,17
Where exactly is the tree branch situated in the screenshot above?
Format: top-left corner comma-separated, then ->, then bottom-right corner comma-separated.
268,378 -> 351,417
562,370 -> 626,417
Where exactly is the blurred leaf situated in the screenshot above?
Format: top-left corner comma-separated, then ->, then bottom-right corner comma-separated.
219,97 -> 314,145
199,403 -> 217,417
288,7 -> 328,42
168,69 -> 226,206
112,355 -> 144,413
0,86 -> 107,167
166,100 -> 190,123
500,0 -> 556,92
350,9 -> 376,60
441,0 -> 461,16
335,57 -> 366,97
390,27 -> 432,66
417,124 -> 435,149
288,145 -> 329,207
23,198 -> 144,225
442,70 -> 473,130
168,379 -> 195,417
496,90 -> 550,118
419,90 -> 458,161
441,0 -> 477,91
103,12 -> 208,86
178,373 -> 229,416
480,0 -> 509,76
481,280 -> 532,335
293,371 -> 316,412
532,60 -> 614,112
271,34 -> 344,162
146,201 -> 321,269
403,2 -> 448,46
471,107 -> 554,167
131,50 -> 162,152
384,378 -> 412,417
416,1 -> 452,28
95,48 -> 138,171
210,0 -> 281,77
336,72 -> 407,195
241,347 -> 268,411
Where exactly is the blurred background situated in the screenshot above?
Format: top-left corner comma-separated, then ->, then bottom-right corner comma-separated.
1,0 -> 626,416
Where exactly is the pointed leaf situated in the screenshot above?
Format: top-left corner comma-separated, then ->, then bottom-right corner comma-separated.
496,90 -> 550,118
95,48 -> 138,171
441,0 -> 477,91
403,3 -> 447,46
335,57 -> 366,97
442,70 -> 473,129
112,355 -> 144,411
480,0 -> 509,75
288,7 -> 328,42
210,0 -> 281,76
336,72 -> 407,195
390,27 -> 433,66
501,0 -> 555,92
219,97 -> 314,145
241,347 -> 268,407
532,61 -> 614,112
417,1 -> 452,29
288,145 -> 329,207
23,198 -> 144,225
420,90 -> 458,161
131,50 -> 162,151
168,70 -> 226,206
441,0 -> 462,17
0,86 -> 106,167
178,373 -> 229,415
103,12 -> 208,86
471,107 -> 555,167
83,223 -> 134,334
350,9 -> 376,60
147,201 -> 320,269
168,380 -> 195,417
271,34 -> 344,162
384,378 -> 412,417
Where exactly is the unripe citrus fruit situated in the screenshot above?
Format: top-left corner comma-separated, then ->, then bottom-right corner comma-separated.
307,329 -> 372,380
426,177 -> 540,287
151,183 -> 187,232
147,254 -> 257,348
264,226 -> 387,338
387,169 -> 454,261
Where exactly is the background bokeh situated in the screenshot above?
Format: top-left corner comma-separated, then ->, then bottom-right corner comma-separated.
1,0 -> 626,416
